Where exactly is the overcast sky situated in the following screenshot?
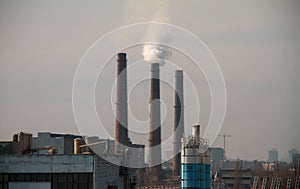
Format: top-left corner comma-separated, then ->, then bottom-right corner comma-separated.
0,0 -> 300,161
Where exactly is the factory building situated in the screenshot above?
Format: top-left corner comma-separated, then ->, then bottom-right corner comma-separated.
0,131 -> 144,189
0,52 -> 193,188
0,154 -> 126,189
0,132 -> 32,155
32,132 -> 83,155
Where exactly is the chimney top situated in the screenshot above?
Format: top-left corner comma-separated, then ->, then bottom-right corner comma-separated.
175,69 -> 183,76
117,53 -> 127,62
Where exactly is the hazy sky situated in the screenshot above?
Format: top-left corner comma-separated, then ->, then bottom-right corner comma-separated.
0,0 -> 300,161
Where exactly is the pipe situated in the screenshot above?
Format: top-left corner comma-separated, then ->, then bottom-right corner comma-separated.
74,138 -> 83,154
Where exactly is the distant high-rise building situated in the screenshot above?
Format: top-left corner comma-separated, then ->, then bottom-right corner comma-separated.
211,147 -> 225,162
292,153 -> 300,175
289,148 -> 299,162
268,148 -> 278,162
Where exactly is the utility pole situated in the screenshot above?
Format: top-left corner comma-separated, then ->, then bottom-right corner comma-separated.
218,133 -> 231,160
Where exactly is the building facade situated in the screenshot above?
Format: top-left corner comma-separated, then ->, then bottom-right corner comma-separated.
0,154 -> 124,189
268,148 -> 278,162
32,132 -> 83,155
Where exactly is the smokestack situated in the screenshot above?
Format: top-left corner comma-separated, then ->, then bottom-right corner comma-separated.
115,53 -> 129,153
148,63 -> 162,169
193,125 -> 200,139
173,70 -> 184,176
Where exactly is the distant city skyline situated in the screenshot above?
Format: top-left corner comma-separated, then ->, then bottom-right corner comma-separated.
1,0 -> 300,161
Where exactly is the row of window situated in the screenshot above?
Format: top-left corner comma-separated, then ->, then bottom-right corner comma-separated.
0,173 -> 93,189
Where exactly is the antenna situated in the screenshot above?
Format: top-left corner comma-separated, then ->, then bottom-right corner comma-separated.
218,133 -> 231,159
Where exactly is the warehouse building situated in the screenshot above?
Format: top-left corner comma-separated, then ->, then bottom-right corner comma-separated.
0,154 -> 126,189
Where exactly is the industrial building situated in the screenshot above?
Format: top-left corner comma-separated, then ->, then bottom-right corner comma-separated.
0,132 -> 32,155
32,132 -> 83,155
0,154 -> 126,189
0,52 -> 191,188
0,131 -> 142,189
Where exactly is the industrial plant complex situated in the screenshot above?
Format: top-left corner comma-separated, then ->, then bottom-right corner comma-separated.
0,53 -> 299,189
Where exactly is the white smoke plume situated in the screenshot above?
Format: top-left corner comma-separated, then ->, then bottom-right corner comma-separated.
142,0 -> 172,65
142,43 -> 172,64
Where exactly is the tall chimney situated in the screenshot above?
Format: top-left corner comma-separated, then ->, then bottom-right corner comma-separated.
148,63 -> 162,169
115,53 -> 129,153
172,69 -> 184,176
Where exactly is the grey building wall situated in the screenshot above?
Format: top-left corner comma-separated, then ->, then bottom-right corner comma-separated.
94,155 -> 123,189
0,132 -> 33,155
32,133 -> 64,154
84,136 -> 115,155
32,132 -> 83,155
9,182 -> 51,189
211,147 -> 225,162
0,154 -> 125,189
0,142 -> 20,155
0,155 -> 93,173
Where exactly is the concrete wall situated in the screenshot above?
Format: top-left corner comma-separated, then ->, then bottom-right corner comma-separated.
0,155 -> 93,173
0,142 -> 20,155
32,132 -> 83,155
0,132 -> 33,155
84,137 -> 115,155
32,133 -> 64,154
0,153 -> 127,189
211,147 -> 224,162
94,155 -> 124,189
128,146 -> 145,168
17,132 -> 32,153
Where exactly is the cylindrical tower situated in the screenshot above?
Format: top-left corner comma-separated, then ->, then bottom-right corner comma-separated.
181,125 -> 211,189
74,138 -> 83,154
173,69 -> 184,176
193,125 -> 200,141
148,63 -> 162,169
115,53 -> 129,154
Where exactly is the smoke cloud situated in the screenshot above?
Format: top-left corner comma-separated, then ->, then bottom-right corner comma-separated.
142,0 -> 172,64
142,43 -> 172,64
